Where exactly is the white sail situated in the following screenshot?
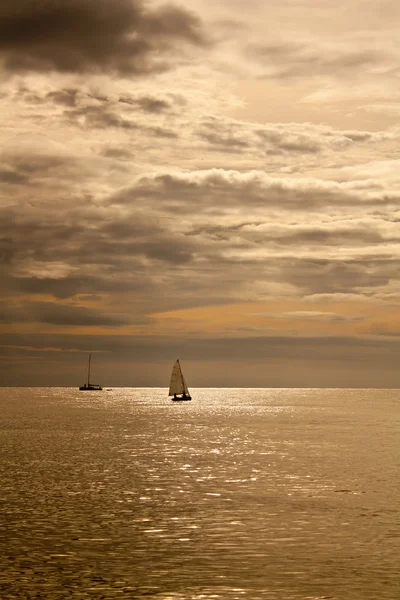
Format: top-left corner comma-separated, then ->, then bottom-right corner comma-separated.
181,374 -> 189,396
169,359 -> 189,396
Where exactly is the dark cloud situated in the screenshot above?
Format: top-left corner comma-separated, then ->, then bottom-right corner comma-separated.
2,329 -> 399,386
145,125 -> 178,139
257,126 -> 323,155
0,150 -> 78,191
11,153 -> 73,175
341,131 -> 380,143
280,257 -> 395,294
101,147 -> 135,160
2,157 -> 397,322
3,205 -> 195,271
10,272 -> 237,316
119,94 -> 172,113
0,0 -> 207,75
197,121 -> 250,151
186,221 -> 264,240
186,223 -> 392,248
266,140 -> 320,155
119,169 -> 393,213
46,88 -> 80,107
13,275 -> 150,299
1,300 -> 129,327
0,237 -> 14,265
63,104 -> 178,137
268,311 -> 365,324
1,330 -> 399,364
220,119 -> 388,157
13,86 -> 45,105
2,201 -> 198,319
65,105 -> 138,130
257,227 -> 388,247
0,168 -> 28,185
195,118 -> 390,157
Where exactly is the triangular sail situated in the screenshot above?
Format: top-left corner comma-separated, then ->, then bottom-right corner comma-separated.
169,359 -> 189,396
181,373 -> 189,396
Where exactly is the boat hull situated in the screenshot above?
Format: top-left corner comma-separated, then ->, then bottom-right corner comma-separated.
79,385 -> 103,391
171,395 -> 191,401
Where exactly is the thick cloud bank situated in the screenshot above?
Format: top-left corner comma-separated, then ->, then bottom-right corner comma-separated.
0,0 -> 206,74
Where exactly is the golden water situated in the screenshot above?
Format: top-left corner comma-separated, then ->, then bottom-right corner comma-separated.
0,388 -> 399,599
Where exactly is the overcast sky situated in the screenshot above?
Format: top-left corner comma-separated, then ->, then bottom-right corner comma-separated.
2,0 -> 400,387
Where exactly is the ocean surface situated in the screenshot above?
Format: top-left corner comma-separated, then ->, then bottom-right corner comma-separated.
0,388 -> 399,600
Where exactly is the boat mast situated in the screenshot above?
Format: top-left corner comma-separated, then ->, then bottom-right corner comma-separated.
178,360 -> 184,391
88,353 -> 91,386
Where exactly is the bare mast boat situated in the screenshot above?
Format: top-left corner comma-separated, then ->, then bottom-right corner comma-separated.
79,353 -> 102,391
168,359 -> 191,401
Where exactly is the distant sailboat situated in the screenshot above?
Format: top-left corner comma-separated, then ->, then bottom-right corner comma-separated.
169,359 -> 191,401
79,353 -> 102,391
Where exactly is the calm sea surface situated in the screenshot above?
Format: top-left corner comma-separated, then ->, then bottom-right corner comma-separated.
0,388 -> 399,599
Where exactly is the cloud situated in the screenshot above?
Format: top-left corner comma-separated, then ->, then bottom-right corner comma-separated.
247,40 -> 383,81
0,167 -> 29,185
0,0 -> 207,75
1,300 -> 129,327
3,147 -> 399,322
0,237 -> 14,265
1,330 -> 398,364
278,257 -> 396,295
12,276 -> 143,299
259,225 -> 391,247
119,94 -> 174,113
185,219 -> 399,253
195,116 -> 394,156
0,135 -> 82,192
46,88 -> 80,107
3,204 -> 196,294
67,105 -> 178,137
119,168 -> 395,213
5,77 -> 398,172
256,311 -> 365,323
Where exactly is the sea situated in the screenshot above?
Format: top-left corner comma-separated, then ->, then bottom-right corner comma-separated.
0,388 -> 399,600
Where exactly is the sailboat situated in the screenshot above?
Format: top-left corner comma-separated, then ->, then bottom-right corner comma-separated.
79,353 -> 102,391
168,359 -> 191,401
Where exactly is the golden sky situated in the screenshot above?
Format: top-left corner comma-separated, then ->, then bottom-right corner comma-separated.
2,0 -> 400,386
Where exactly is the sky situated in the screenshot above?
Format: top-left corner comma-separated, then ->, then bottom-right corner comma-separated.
2,0 -> 400,387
